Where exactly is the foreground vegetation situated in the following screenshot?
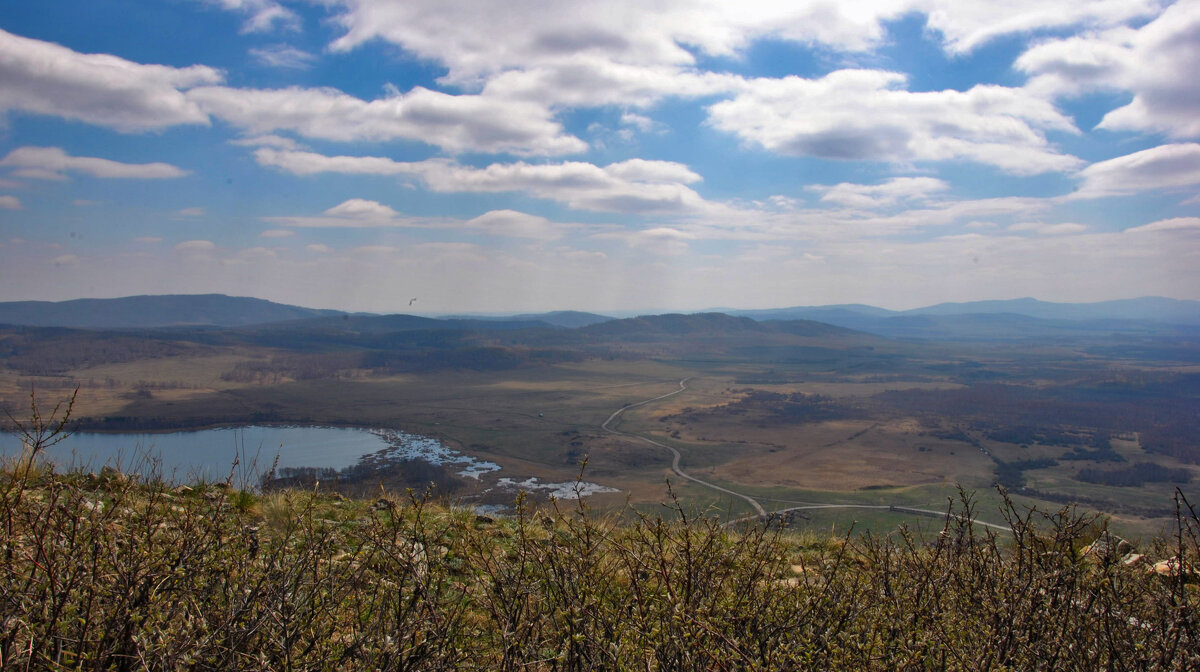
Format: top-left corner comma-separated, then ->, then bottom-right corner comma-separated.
3,412 -> 1199,671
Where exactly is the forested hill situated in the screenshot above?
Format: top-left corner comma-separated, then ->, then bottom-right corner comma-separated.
0,294 -> 346,328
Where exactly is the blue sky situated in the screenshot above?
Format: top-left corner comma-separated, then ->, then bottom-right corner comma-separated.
1,0 -> 1198,313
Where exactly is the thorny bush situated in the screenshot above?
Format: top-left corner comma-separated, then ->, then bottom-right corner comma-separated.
1,392 -> 1198,670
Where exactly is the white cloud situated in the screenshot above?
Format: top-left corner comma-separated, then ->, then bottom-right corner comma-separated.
229,134 -> 304,150
263,198 -> 414,228
421,159 -> 709,214
480,57 -> 740,108
207,0 -> 300,33
0,147 -> 189,179
324,1 -> 1155,82
810,177 -> 950,208
353,245 -> 399,255
176,207 -> 206,216
260,229 -> 295,238
324,198 -> 399,219
0,195 -> 21,210
707,69 -> 1082,174
594,226 -> 696,255
620,112 -> 660,133
231,246 -> 277,261
189,85 -> 586,155
923,0 -> 1162,54
1018,0 -> 1200,138
1071,143 -> 1200,198
1123,217 -> 1200,234
314,0 -> 1159,119
252,147 -> 427,176
0,28 -> 220,131
306,244 -> 332,253
465,210 -> 573,239
249,45 -> 317,69
175,240 -> 216,252
1008,221 -> 1088,235
265,200 -> 582,239
254,148 -> 712,214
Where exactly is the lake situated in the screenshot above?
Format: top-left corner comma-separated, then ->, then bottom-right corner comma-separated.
0,425 -> 500,484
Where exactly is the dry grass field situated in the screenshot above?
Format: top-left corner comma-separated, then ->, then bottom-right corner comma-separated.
3,321 -> 1197,538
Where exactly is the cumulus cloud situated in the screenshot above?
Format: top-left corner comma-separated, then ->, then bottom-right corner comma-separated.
465,210 -> 573,239
480,57 -> 739,108
707,69 -> 1082,174
923,0 -> 1161,54
594,226 -> 696,256
254,148 -> 711,214
311,0 -> 1158,119
0,28 -> 220,131
810,177 -> 950,209
323,0 -> 1155,82
262,198 -> 413,228
0,195 -> 21,210
249,45 -> 317,69
252,147 -> 428,176
1071,143 -> 1200,198
0,147 -> 189,179
189,85 -> 586,155
1018,0 -> 1200,138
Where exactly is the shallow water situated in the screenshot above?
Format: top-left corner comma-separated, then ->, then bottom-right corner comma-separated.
0,425 -> 487,483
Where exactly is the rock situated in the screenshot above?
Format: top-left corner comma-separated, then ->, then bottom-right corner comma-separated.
1122,553 -> 1146,567
173,485 -> 193,496
1083,533 -> 1134,564
1153,557 -> 1195,579
99,466 -> 127,485
474,514 -> 496,525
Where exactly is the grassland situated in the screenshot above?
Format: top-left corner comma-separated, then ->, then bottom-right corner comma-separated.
2,317 -> 1198,538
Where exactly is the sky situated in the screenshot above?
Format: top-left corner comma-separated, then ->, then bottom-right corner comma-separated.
0,0 -> 1198,314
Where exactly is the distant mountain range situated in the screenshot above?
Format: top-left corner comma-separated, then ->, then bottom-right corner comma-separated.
729,297 -> 1200,324
1,294 -> 1197,341
726,297 -> 1200,340
0,294 -> 344,329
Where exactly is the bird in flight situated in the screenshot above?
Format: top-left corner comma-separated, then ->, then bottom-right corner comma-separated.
409,297 -> 417,306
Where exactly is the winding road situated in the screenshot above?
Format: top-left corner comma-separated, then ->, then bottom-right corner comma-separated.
601,378 -> 1009,531
600,378 -> 766,516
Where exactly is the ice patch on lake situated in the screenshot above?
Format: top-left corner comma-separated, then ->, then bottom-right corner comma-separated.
495,477 -> 620,500
370,429 -> 501,479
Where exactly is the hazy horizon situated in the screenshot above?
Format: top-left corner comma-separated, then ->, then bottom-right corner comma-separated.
2,1 -> 1199,313
4,291 -> 1199,320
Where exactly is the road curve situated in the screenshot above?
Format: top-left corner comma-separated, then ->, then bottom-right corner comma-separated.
601,378 -> 767,517
723,504 -> 1010,531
